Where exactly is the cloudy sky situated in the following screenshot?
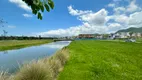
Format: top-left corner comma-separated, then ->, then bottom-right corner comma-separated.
0,0 -> 142,37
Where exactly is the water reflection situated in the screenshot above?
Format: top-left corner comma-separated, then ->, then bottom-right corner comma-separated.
0,41 -> 71,73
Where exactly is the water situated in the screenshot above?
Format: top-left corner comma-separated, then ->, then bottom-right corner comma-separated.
0,41 -> 71,73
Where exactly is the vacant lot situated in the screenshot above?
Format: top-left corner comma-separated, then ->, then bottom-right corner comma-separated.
58,40 -> 142,80
0,40 -> 52,51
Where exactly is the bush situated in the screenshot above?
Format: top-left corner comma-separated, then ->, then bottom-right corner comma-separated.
14,60 -> 53,80
54,49 -> 69,66
48,57 -> 62,78
47,48 -> 69,78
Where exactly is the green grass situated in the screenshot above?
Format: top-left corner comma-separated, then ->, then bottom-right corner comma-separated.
0,40 -> 53,51
137,38 -> 142,42
58,40 -> 142,80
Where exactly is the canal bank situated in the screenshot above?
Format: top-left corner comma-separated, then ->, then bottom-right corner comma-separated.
0,41 -> 71,73
0,46 -> 70,80
0,40 -> 53,51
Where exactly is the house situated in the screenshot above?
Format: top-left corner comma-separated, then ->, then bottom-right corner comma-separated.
136,33 -> 142,38
78,34 -> 109,39
132,33 -> 137,38
111,32 -> 142,39
96,35 -> 103,39
119,32 -> 130,38
109,33 -> 118,39
109,32 -> 130,39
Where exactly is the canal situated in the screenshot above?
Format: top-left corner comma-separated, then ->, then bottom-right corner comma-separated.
0,41 -> 71,73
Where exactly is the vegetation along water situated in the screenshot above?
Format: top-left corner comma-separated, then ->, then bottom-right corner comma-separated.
0,40 -> 53,51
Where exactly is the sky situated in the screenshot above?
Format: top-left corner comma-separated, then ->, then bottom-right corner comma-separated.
0,0 -> 142,37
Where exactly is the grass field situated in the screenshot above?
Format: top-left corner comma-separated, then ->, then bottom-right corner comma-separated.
58,40 -> 142,80
0,40 -> 53,51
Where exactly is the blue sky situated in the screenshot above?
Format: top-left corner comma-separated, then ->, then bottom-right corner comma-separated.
0,0 -> 142,37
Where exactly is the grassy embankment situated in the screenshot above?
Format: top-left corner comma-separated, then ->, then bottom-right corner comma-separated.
58,40 -> 142,80
0,40 -> 53,51
0,47 -> 69,80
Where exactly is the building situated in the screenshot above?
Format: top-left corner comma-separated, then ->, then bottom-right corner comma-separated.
118,32 -> 130,38
136,33 -> 142,38
109,33 -> 117,39
78,32 -> 142,40
111,32 -> 142,39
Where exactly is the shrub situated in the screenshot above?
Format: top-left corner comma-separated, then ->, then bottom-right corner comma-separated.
48,57 -> 62,78
54,49 -> 69,66
14,60 -> 53,80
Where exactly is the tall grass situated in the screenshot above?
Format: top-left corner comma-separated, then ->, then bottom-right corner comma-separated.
0,47 -> 69,80
0,71 -> 8,80
14,61 -> 53,80
48,48 -> 69,78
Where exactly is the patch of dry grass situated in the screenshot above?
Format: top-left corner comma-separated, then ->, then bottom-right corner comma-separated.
14,61 -> 53,80
0,71 -> 11,80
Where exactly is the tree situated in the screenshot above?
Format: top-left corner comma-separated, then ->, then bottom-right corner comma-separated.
22,0 -> 54,20
103,34 -> 109,39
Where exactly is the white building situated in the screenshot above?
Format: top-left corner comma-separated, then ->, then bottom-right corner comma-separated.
118,32 -> 130,38
115,32 -> 142,38
137,33 -> 142,38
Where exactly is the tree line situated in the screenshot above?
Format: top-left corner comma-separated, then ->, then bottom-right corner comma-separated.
0,36 -> 57,40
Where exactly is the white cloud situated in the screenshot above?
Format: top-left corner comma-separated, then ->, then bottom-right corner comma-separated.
115,14 -> 129,24
107,0 -> 142,25
107,23 -> 122,32
8,25 -> 16,28
128,11 -> 142,27
23,14 -> 33,18
35,0 -> 142,37
126,0 -> 141,12
107,23 -> 121,28
107,11 -> 142,29
37,8 -> 108,37
113,7 -> 126,14
113,0 -> 122,2
9,0 -> 31,11
68,5 -> 92,16
108,3 -> 115,7
37,23 -> 107,37
111,0 -> 141,14
79,9 -> 108,26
